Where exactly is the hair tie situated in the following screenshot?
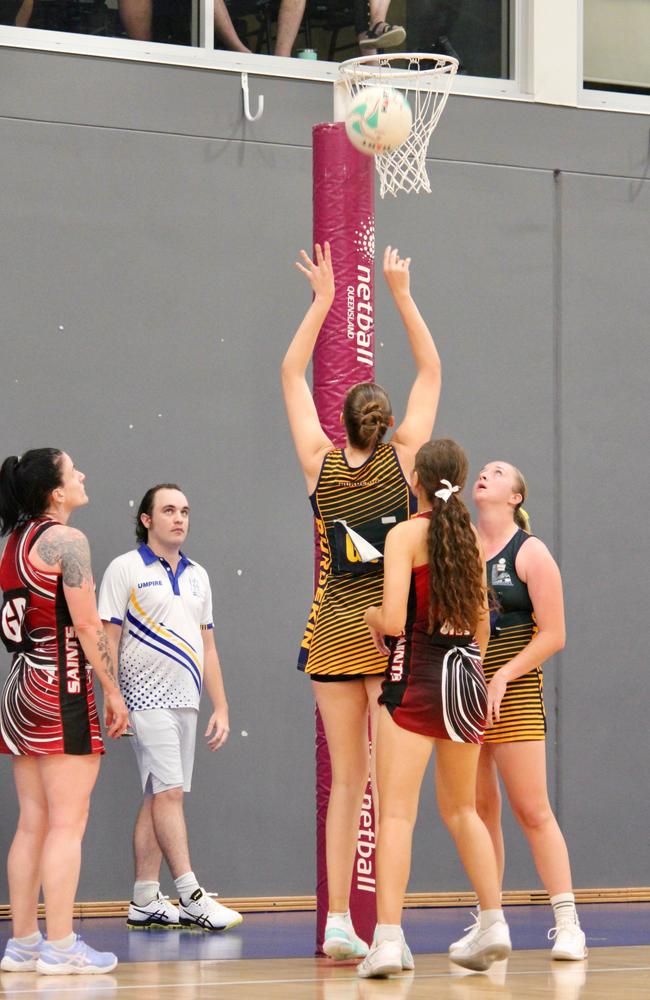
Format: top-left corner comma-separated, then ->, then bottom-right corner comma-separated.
434,479 -> 460,503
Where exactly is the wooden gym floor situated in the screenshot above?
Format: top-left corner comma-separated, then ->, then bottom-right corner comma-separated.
0,906 -> 648,999
0,947 -> 649,999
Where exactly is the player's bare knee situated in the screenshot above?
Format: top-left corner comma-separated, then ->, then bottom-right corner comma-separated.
513,800 -> 553,832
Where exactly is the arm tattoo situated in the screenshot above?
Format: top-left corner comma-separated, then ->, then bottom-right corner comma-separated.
36,529 -> 93,588
96,628 -> 118,684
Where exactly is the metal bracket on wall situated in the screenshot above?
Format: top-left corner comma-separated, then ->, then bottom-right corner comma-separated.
241,73 -> 264,122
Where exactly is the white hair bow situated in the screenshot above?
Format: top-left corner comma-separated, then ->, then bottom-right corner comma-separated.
434,479 -> 460,503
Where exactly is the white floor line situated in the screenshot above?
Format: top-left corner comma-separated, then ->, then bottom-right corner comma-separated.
6,962 -> 650,994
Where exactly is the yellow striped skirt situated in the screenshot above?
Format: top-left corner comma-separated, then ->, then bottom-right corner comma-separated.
482,621 -> 546,743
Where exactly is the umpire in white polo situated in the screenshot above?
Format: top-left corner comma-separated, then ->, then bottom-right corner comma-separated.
98,483 -> 241,931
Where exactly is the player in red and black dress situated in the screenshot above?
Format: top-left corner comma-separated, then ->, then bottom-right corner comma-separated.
0,449 -> 128,975
0,516 -> 104,756
360,440 -> 510,978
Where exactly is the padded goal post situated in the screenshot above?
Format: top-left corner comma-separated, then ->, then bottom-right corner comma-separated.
311,122 -> 377,953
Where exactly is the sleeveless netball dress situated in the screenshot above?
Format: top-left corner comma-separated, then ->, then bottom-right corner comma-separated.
298,443 -> 415,680
379,514 -> 488,742
0,517 -> 104,756
482,528 -> 546,743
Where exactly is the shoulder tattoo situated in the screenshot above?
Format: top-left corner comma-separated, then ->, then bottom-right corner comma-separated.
35,529 -> 93,588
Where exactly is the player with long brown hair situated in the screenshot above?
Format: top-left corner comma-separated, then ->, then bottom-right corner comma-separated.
359,439 -> 511,978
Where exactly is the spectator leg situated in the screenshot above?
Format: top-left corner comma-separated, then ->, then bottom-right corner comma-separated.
119,0 -> 152,39
214,0 -> 252,52
274,0 -> 305,56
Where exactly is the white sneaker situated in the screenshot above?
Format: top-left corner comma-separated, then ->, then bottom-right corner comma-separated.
322,914 -> 369,960
178,888 -> 242,932
127,892 -> 180,929
449,918 -> 511,972
549,920 -> 587,961
449,911 -> 480,953
357,930 -> 415,979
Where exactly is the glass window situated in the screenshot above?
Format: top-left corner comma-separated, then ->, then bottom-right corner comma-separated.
0,0 -> 514,77
584,0 -> 650,95
0,0 -> 198,46
302,0 -> 513,77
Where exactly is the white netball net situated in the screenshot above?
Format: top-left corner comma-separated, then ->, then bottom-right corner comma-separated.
338,54 -> 458,198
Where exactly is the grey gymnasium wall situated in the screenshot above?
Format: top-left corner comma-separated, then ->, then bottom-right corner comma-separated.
0,48 -> 648,903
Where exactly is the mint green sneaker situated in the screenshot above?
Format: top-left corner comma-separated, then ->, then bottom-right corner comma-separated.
323,914 -> 369,960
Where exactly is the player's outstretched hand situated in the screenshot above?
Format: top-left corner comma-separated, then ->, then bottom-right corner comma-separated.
295,241 -> 335,304
383,245 -> 411,298
205,708 -> 230,751
105,689 -> 129,739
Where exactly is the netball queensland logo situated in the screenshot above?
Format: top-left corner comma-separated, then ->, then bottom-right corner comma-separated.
353,218 -> 375,264
346,216 -> 375,367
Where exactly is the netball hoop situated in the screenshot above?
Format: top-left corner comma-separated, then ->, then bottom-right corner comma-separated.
337,54 -> 459,198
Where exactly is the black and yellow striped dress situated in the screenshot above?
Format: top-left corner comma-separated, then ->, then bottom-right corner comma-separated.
483,529 -> 546,742
298,443 -> 415,680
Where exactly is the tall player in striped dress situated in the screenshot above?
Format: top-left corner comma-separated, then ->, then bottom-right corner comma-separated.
469,461 -> 586,961
282,242 -> 441,959
0,449 -> 128,975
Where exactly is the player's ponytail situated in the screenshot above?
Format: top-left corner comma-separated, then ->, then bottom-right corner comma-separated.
415,439 -> 485,635
511,466 -> 531,533
343,382 -> 392,450
0,449 -> 63,536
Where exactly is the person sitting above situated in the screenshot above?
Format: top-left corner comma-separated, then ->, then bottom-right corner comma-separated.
119,0 -> 307,57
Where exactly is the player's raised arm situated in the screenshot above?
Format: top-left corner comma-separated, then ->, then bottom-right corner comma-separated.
384,246 -> 442,460
281,241 -> 335,487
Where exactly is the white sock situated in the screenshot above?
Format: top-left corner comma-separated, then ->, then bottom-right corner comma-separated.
479,908 -> 505,929
133,880 -> 160,906
551,892 -> 578,925
327,910 -> 351,923
375,923 -> 402,943
175,871 -> 200,903
14,931 -> 42,946
49,933 -> 76,951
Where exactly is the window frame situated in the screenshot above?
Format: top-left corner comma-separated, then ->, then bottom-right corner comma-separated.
0,1 -> 532,101
579,0 -> 650,113
0,0 -> 648,114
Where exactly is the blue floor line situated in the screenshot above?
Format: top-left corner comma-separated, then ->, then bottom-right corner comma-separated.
1,903 -> 648,964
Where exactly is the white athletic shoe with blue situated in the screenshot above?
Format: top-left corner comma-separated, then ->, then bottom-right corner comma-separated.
178,888 -> 243,931
36,935 -> 118,975
357,929 -> 415,978
127,892 -> 181,929
323,914 -> 369,960
1,935 -> 42,971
